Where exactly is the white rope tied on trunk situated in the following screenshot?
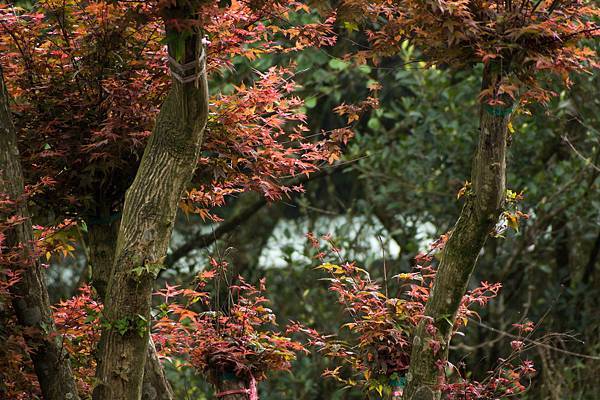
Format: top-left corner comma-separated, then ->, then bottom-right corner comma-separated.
168,44 -> 206,86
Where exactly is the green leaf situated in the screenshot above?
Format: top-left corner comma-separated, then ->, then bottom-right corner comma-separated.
343,21 -> 359,33
358,64 -> 372,74
367,118 -> 381,131
305,97 -> 317,109
329,58 -> 348,71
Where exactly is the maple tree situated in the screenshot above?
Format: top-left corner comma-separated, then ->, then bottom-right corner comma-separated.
329,1 -> 599,398
0,1 -> 343,399
288,233 -> 534,399
0,0 -> 598,400
50,257 -> 309,399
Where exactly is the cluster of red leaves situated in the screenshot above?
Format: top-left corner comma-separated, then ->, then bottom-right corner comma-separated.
0,198 -> 27,299
442,359 -> 536,400
153,259 -> 307,383
52,285 -> 102,396
291,233 -> 531,397
339,0 -> 598,105
0,321 -> 40,400
48,261 -> 307,395
186,66 -> 353,219
0,1 -> 342,222
0,1 -> 166,216
442,322 -> 536,399
333,96 -> 380,125
0,195 -> 39,399
197,1 -> 337,69
0,182 -> 77,398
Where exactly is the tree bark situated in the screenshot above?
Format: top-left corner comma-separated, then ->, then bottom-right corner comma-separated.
92,5 -> 209,399
215,374 -> 257,400
0,67 -> 80,399
142,339 -> 175,400
88,221 -> 174,400
88,220 -> 121,300
403,64 -> 511,400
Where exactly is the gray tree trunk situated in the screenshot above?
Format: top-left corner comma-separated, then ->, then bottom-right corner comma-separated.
92,5 -> 209,399
403,64 -> 512,400
0,66 -> 80,399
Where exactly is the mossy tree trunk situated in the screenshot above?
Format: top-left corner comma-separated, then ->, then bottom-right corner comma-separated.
0,66 -> 80,399
403,64 -> 512,400
88,220 -> 174,400
92,4 -> 209,399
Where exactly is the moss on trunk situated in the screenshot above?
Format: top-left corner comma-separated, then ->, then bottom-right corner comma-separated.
403,63 -> 512,399
92,5 -> 209,398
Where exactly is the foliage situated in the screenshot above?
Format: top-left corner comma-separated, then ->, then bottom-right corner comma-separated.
52,285 -> 102,395
0,178 -> 79,399
288,233 -> 534,398
1,0 -> 599,399
153,258 -> 307,384
47,260 -> 307,397
0,195 -> 39,399
339,0 -> 599,104
0,1 -> 343,223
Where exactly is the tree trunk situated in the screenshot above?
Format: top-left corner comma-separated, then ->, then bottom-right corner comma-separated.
142,339 -> 175,400
92,5 -> 209,399
88,221 -> 174,400
0,67 -> 80,399
88,220 -> 121,300
215,374 -> 257,400
403,64 -> 511,400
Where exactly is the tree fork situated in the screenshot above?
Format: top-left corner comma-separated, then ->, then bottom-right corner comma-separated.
403,63 -> 512,400
0,67 -> 80,399
92,3 -> 209,399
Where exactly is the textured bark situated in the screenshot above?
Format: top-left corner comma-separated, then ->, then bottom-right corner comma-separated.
88,220 -> 121,300
87,221 -> 174,400
142,339 -> 174,400
403,64 -> 511,400
0,67 -> 80,399
92,6 -> 209,399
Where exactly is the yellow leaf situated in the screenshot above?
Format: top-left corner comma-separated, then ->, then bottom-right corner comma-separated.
506,213 -> 519,231
347,114 -> 359,123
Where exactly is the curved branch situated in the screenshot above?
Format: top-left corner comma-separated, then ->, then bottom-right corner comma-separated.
166,162 -> 352,268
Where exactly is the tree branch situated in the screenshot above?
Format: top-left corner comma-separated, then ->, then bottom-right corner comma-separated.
166,162 -> 352,268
